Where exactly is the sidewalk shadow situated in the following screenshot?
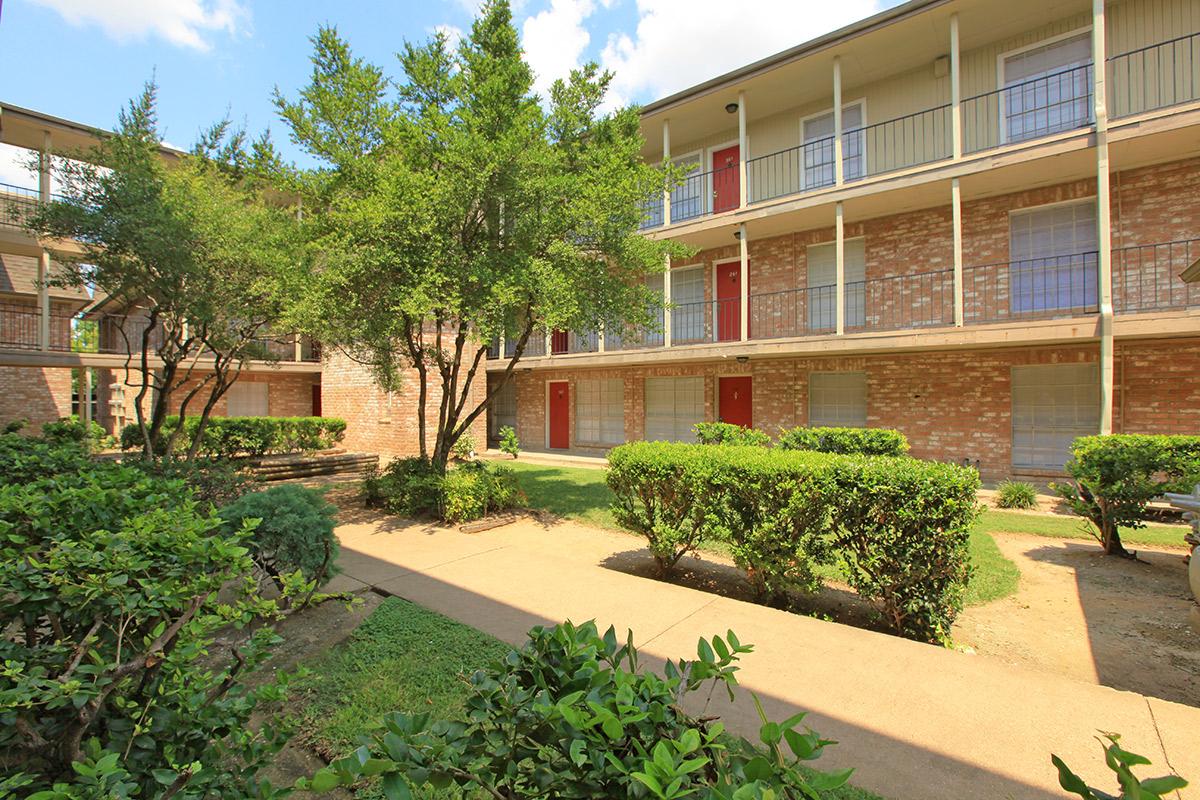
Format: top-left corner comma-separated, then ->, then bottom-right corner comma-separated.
1022,541 -> 1198,706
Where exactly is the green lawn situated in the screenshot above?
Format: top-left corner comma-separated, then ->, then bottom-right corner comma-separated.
975,508 -> 1187,548
504,460 -> 1027,605
291,596 -> 883,800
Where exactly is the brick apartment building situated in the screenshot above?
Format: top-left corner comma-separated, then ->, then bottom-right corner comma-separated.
2,0 -> 1199,479
484,0 -> 1200,480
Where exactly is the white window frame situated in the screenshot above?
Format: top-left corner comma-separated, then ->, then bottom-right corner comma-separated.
644,376 -> 706,443
1011,363 -> 1100,470
489,379 -> 517,438
808,371 -> 868,428
226,381 -> 269,417
1007,197 -> 1098,314
574,378 -> 625,446
798,99 -> 867,189
805,237 -> 867,331
660,148 -> 704,224
996,27 -> 1094,145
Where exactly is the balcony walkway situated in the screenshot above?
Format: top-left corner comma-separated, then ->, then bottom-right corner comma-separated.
328,511 -> 1200,800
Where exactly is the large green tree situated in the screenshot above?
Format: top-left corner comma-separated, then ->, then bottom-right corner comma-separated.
276,0 -> 682,470
30,84 -> 305,460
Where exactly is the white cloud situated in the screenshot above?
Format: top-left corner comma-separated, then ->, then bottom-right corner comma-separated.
600,0 -> 886,108
521,0 -> 612,96
433,23 -> 465,53
27,0 -> 248,51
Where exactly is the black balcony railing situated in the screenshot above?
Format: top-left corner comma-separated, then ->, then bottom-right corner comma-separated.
745,135 -> 837,204
963,251 -> 1100,324
1108,32 -> 1200,119
0,183 -> 40,230
962,63 -> 1094,154
846,104 -> 953,181
1113,239 -> 1200,313
670,162 -> 740,222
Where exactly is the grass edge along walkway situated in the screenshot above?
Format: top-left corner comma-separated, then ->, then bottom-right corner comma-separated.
289,596 -> 885,800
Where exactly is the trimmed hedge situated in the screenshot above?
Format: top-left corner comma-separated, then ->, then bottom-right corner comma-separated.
778,426 -> 909,456
693,421 -> 772,447
1053,434 -> 1200,556
607,441 -> 980,642
364,458 -> 525,523
120,415 -> 346,458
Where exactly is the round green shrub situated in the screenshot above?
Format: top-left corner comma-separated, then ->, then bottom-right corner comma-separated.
218,484 -> 340,588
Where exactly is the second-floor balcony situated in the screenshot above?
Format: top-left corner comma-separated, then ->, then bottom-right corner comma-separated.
0,303 -> 322,364
486,239 -> 1200,363
639,31 -> 1200,231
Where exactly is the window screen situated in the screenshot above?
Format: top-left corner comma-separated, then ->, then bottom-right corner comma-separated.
1002,33 -> 1093,142
806,239 -> 866,330
644,377 -> 705,442
226,381 -> 269,417
1009,201 -> 1098,313
802,104 -> 865,187
1011,363 -> 1099,469
489,379 -> 517,437
809,372 -> 867,427
575,378 -> 625,445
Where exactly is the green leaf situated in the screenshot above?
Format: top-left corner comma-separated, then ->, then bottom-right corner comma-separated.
1139,775 -> 1188,795
633,771 -> 666,797
570,738 -> 588,766
697,637 -> 715,664
382,773 -> 413,800
1052,755 -> 1095,799
602,716 -> 624,741
309,768 -> 340,792
806,768 -> 854,790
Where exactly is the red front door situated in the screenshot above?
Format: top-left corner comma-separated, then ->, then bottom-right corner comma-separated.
311,384 -> 322,417
711,144 -> 740,213
718,376 -> 753,428
551,330 -> 569,355
716,261 -> 744,341
548,381 -> 570,449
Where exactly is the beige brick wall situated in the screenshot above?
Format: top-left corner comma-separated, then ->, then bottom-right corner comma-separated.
322,349 -> 487,458
0,365 -> 73,429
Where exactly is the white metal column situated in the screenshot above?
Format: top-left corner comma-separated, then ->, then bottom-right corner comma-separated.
663,254 -> 673,348
1093,0 -> 1114,434
737,92 -> 747,209
950,13 -> 964,327
835,202 -> 845,336
833,58 -> 844,187
662,119 -> 672,226
38,131 -> 52,352
739,224 -> 749,341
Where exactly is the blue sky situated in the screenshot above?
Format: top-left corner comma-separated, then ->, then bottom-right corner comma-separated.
0,0 -> 897,183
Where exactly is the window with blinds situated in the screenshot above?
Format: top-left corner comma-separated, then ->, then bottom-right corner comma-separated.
575,378 -> 625,445
802,103 -> 865,187
809,372 -> 868,428
1011,363 -> 1099,469
806,239 -> 866,331
1002,32 -> 1093,142
644,376 -> 704,443
1009,200 -> 1098,313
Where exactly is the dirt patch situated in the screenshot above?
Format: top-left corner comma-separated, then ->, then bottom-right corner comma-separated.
954,532 -> 1199,706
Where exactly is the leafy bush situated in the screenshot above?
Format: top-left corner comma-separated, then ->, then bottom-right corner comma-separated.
608,442 -> 837,602
828,456 -> 981,643
607,441 -> 980,642
996,479 -> 1038,510
130,455 -> 261,507
41,415 -> 112,449
452,432 -> 476,460
120,414 -> 347,458
0,442 -> 293,797
0,432 -> 93,485
499,424 -> 520,458
3,418 -> 28,434
219,484 -> 340,600
1052,434 -> 1200,556
366,458 -> 524,523
778,426 -> 909,456
694,421 -> 772,447
1053,732 -> 1187,799
299,620 -> 854,799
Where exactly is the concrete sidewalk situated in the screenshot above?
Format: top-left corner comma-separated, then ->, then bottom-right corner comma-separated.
328,513 -> 1199,800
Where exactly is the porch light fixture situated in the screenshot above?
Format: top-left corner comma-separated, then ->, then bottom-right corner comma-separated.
724,102 -> 739,114
733,229 -> 743,240
736,356 -> 749,364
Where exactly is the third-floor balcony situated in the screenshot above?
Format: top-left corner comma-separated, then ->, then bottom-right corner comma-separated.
638,29 -> 1200,233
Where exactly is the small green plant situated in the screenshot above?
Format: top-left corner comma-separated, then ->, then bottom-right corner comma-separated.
131,456 -> 261,507
42,415 -> 111,449
297,620 -> 854,799
996,479 -> 1039,510
694,421 -> 772,447
452,432 -> 477,460
365,458 -> 524,523
219,484 -> 340,605
499,424 -> 520,458
1052,732 -> 1187,799
3,418 -> 28,434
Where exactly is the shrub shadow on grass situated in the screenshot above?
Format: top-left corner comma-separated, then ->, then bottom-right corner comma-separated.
598,549 -> 887,634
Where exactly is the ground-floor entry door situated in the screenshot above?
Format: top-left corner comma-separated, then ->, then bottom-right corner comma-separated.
548,380 -> 570,449
718,376 -> 753,428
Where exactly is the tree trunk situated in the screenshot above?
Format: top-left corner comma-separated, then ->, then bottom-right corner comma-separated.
1102,521 -> 1133,558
